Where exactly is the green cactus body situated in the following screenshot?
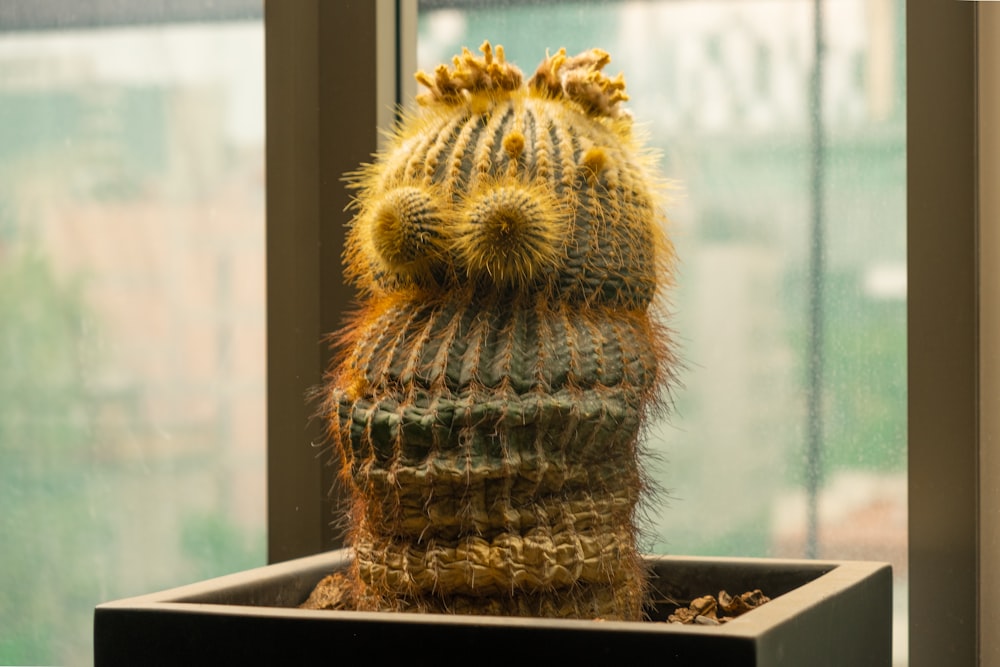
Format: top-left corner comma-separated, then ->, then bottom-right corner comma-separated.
320,43 -> 676,620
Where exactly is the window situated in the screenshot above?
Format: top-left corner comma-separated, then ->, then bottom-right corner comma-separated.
0,5 -> 265,664
418,0 -> 908,657
2,2 -> 991,666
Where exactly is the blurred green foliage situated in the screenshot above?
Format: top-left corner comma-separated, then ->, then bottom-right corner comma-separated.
0,250 -> 98,665
0,250 -> 265,664
181,512 -> 267,581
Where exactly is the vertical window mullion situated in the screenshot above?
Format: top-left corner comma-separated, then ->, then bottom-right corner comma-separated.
264,0 -> 409,563
907,1 -> 978,664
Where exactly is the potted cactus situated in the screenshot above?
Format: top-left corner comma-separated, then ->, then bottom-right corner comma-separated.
95,43 -> 892,666
306,41 -> 672,620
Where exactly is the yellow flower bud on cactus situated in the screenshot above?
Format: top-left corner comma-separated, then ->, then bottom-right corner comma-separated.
313,41 -> 677,621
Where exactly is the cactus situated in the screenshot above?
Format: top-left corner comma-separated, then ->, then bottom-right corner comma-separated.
312,42 -> 677,620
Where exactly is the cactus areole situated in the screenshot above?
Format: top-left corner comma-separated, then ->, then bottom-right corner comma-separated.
312,42 -> 678,620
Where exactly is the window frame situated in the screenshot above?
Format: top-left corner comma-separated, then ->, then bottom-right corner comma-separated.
264,0 -> 416,562
0,1 -> 262,31
264,1 -> 994,663
907,1 -> 986,665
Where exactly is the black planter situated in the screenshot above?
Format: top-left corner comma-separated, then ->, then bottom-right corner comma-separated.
94,549 -> 891,666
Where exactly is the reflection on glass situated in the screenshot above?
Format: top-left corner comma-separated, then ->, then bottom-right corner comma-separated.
0,19 -> 265,665
419,0 -> 905,661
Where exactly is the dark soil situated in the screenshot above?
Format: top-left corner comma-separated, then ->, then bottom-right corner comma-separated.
301,573 -> 771,625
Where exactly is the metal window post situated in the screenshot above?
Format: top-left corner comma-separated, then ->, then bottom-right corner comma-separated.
907,0 -> 979,664
264,0 -> 415,563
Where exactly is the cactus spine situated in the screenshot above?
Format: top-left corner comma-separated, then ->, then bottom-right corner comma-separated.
317,42 -> 676,620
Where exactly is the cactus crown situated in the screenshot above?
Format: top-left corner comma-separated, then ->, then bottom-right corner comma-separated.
345,41 -> 672,309
416,41 -> 629,120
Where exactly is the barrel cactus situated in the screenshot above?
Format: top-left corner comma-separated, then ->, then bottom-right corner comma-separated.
309,42 -> 677,621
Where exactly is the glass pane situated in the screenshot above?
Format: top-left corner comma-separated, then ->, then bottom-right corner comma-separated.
418,0 -> 905,661
0,14 -> 265,666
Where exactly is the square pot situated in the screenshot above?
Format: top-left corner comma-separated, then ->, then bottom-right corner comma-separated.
94,549 -> 891,666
